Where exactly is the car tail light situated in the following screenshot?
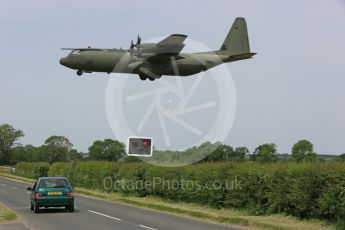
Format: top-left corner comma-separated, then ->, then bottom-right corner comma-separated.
67,193 -> 75,197
35,193 -> 43,198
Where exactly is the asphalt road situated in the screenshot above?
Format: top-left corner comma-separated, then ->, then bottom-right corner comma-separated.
0,177 -> 241,230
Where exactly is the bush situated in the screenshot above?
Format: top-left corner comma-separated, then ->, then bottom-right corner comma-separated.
14,161 -> 345,225
15,162 -> 49,179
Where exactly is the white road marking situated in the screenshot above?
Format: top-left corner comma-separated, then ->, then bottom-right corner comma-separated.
88,210 -> 121,221
11,186 -> 18,190
27,191 -> 31,194
1,183 -> 5,186
139,225 -> 157,230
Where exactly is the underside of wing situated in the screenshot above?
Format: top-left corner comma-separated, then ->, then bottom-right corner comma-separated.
146,53 -> 185,63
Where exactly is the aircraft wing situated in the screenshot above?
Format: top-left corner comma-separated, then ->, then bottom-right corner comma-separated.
61,48 -> 106,51
139,34 -> 187,62
156,34 -> 187,54
158,34 -> 187,46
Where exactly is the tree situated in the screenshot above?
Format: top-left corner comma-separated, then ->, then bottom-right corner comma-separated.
232,147 -> 249,161
9,145 -> 35,165
0,124 -> 24,165
201,144 -> 233,162
68,149 -> 83,161
42,136 -> 73,163
291,140 -> 317,162
251,143 -> 277,163
88,139 -> 125,161
203,145 -> 249,162
31,145 -> 48,162
337,153 -> 345,162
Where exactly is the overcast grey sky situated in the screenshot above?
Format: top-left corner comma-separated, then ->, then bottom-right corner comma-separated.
1,0 -> 345,154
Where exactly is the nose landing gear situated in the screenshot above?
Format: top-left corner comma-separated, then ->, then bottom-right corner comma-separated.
77,70 -> 83,76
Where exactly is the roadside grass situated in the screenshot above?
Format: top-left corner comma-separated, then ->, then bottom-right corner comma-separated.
0,173 -> 334,230
0,172 -> 35,184
0,203 -> 16,223
75,188 -> 334,230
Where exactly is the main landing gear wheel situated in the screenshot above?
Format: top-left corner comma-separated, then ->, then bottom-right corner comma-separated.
139,74 -> 161,81
77,70 -> 83,76
139,74 -> 147,81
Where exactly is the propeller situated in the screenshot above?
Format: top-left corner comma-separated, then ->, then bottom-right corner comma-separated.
136,35 -> 141,54
136,35 -> 141,46
129,40 -> 135,58
129,35 -> 142,58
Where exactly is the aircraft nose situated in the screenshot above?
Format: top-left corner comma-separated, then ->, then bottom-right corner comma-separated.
59,57 -> 68,66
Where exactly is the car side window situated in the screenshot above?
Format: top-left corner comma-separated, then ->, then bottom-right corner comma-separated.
33,181 -> 37,190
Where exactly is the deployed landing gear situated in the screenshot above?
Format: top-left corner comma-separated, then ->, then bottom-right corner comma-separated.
139,74 -> 147,81
77,70 -> 83,76
139,73 -> 161,81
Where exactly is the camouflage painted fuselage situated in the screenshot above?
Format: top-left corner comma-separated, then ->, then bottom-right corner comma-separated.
59,49 -> 250,77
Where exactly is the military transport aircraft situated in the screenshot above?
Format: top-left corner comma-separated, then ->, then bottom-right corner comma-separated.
59,17 -> 256,81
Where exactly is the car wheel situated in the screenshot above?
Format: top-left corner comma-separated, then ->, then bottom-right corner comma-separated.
30,203 -> 34,211
65,204 -> 74,212
33,202 -> 39,213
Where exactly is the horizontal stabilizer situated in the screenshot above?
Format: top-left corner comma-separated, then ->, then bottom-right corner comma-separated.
228,52 -> 256,61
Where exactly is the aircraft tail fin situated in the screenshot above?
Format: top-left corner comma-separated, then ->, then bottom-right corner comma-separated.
216,17 -> 253,57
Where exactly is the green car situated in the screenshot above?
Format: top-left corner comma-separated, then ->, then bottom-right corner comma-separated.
27,177 -> 75,213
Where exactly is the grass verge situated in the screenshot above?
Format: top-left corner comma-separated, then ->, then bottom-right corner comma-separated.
0,203 -> 16,223
0,172 -> 334,230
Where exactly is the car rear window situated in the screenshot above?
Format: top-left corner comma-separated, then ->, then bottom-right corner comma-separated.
38,178 -> 71,189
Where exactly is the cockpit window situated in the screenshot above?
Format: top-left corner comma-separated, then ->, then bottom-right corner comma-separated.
69,50 -> 80,56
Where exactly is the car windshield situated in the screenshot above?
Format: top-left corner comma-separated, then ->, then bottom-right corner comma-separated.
38,178 -> 70,189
